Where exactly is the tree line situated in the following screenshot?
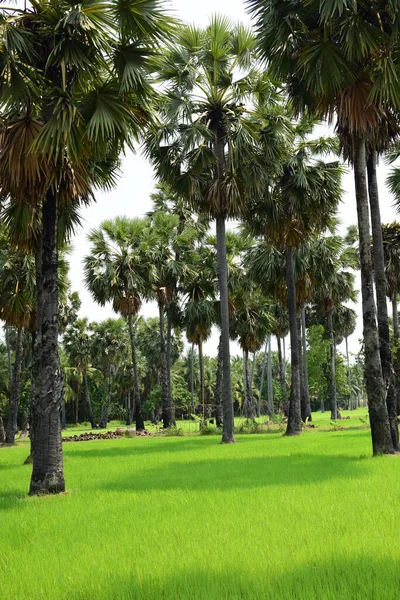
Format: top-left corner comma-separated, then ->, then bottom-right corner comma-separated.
1,0 -> 400,495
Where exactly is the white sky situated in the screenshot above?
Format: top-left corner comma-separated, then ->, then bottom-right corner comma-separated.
68,0 -> 398,359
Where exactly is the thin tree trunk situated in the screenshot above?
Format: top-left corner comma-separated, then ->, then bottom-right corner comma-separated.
29,189 -> 65,495
285,248 -> 302,435
6,327 -> 24,444
216,215 -> 235,443
244,348 -> 256,420
267,334 -> 274,417
242,350 -> 247,417
353,136 -> 393,455
328,312 -> 338,420
346,336 -> 352,410
99,369 -> 112,429
198,337 -> 205,423
75,383 -> 79,424
367,150 -> 398,450
277,336 -> 285,388
128,314 -> 145,431
251,352 -> 256,389
297,314 -> 307,423
258,339 -> 268,418
190,343 -> 195,414
301,307 -> 312,422
126,390 -> 131,426
5,326 -> 12,384
159,302 -> 174,428
166,304 -> 175,424
282,335 -> 289,415
84,369 -> 96,429
214,335 -> 223,426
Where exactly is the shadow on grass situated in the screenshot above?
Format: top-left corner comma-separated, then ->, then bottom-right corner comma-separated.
92,451 -> 366,494
71,556 -> 397,600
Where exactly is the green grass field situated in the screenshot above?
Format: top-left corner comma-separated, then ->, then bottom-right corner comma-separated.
1,413 -> 399,599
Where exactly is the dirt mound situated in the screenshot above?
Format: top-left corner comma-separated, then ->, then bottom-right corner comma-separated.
63,428 -> 150,443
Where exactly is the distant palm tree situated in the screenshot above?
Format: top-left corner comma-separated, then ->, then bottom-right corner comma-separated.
84,218 -> 150,431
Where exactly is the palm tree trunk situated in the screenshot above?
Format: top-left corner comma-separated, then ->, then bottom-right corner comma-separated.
345,336 -> 352,410
353,136 -> 393,455
242,350 -> 247,417
60,370 -> 66,430
297,314 -> 308,423
216,215 -> 235,443
5,326 -> 12,384
301,307 -> 312,422
328,312 -> 338,420
258,339 -> 268,418
282,335 -> 289,415
244,348 -> 256,420
6,327 -> 24,444
99,369 -> 113,429
198,337 -> 205,423
214,335 -> 223,426
29,189 -> 65,495
285,247 -> 302,435
84,369 -> 96,429
277,336 -> 285,388
75,383 -> 79,424
128,314 -> 145,431
367,150 -> 398,450
159,302 -> 174,428
166,304 -> 175,424
267,334 -> 274,417
190,343 -> 195,414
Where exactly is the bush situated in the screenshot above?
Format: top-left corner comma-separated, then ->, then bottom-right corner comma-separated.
236,419 -> 262,434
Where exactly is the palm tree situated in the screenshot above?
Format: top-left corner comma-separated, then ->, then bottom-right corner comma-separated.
310,237 -> 358,419
84,218 -> 151,431
334,306 -> 357,410
183,247 -> 216,423
248,0 -> 399,454
0,0 -> 171,494
0,237 -> 35,443
63,319 -> 97,430
90,319 -> 127,429
146,17 -> 269,443
245,129 -> 344,434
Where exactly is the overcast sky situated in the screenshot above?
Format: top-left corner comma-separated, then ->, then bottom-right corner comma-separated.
67,0 -> 398,359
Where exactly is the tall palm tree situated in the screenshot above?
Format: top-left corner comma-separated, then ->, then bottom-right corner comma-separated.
245,130 -> 344,434
146,17 -> 268,443
84,218 -> 151,431
248,0 -> 399,454
0,0 -> 172,494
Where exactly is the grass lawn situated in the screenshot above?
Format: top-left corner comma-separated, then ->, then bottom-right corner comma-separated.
1,419 -> 399,599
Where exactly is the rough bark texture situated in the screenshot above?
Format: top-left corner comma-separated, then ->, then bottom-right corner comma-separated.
128,314 -> 145,431
301,308 -> 312,421
392,297 -> 400,416
285,248 -> 302,435
166,305 -> 175,423
277,336 -> 285,388
159,302 -> 174,428
328,312 -> 338,420
353,137 -> 393,455
30,239 -> 43,462
216,215 -> 235,443
6,327 -> 24,444
84,370 -> 97,429
214,336 -> 223,426
367,151 -> 398,450
393,296 -> 399,340
29,190 -> 65,495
